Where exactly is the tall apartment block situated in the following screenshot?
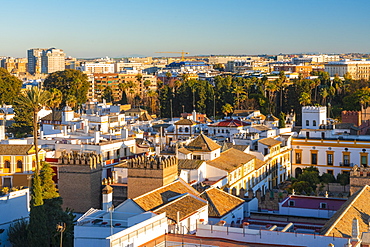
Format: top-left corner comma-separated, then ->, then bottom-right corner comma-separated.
27,48 -> 66,74
27,48 -> 45,74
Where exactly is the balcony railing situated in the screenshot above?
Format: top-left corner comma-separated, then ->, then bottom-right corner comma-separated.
339,162 -> 354,167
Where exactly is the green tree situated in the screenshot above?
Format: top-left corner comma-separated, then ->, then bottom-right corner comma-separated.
15,87 -> 51,171
8,218 -> 29,247
221,103 -> 233,117
337,173 -> 350,186
320,173 -> 336,184
40,162 -> 59,199
299,92 -> 311,106
43,69 -> 89,108
102,86 -> 113,103
28,173 -> 48,246
49,88 -> 63,122
291,181 -> 312,194
0,68 -> 23,104
278,112 -> 286,128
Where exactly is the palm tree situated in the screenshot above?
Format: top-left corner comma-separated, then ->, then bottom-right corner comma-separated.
233,85 -> 246,110
48,88 -> 62,123
221,103 -> 233,118
299,92 -> 311,106
147,89 -> 157,114
15,87 -> 51,172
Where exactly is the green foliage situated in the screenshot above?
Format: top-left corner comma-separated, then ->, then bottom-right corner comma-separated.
0,68 -> 23,104
103,86 -> 113,103
279,112 -> 286,128
31,173 -> 44,207
40,161 -> 59,200
26,163 -> 75,247
28,204 -> 48,247
43,69 -> 89,108
320,173 -> 336,184
291,181 -> 312,194
337,173 -> 350,186
291,166 -> 320,194
8,218 -> 29,247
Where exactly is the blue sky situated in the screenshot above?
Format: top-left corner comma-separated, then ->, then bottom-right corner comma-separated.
1,0 -> 370,58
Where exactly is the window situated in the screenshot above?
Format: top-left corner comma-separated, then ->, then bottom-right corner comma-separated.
311,152 -> 317,165
320,203 -> 327,209
4,160 -> 10,169
295,152 -> 301,164
361,153 -> 368,167
313,120 -> 316,126
306,132 -> 310,138
179,127 -> 183,132
327,170 -> 334,175
184,127 -> 189,133
264,148 -> 268,155
289,200 -> 295,206
327,153 -> 333,166
321,132 -> 325,139
306,120 -> 309,126
343,152 -> 350,166
193,155 -> 201,160
17,160 -> 23,169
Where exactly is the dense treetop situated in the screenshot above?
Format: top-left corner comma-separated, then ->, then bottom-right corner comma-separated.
43,69 -> 89,108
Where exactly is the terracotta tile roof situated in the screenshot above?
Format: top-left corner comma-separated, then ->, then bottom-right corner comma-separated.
252,125 -> 270,131
133,179 -> 200,211
200,187 -> 244,218
255,159 -> 265,170
0,144 -> 35,155
178,147 -> 192,154
321,185 -> 370,238
125,108 -> 146,113
138,112 -> 153,121
210,119 -> 250,127
153,194 -> 207,222
258,137 -> 281,147
185,133 -> 221,152
174,118 -> 197,125
41,111 -> 80,121
206,148 -> 255,172
178,159 -> 205,170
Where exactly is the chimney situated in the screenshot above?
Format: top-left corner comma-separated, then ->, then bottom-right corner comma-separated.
94,131 -> 100,144
192,110 -> 197,122
102,185 -> 113,211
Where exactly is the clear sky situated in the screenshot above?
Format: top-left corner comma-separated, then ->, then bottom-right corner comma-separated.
1,0 -> 369,58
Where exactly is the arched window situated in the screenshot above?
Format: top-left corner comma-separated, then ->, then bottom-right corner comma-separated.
4,160 -> 10,168
184,127 -> 189,133
179,127 -> 183,132
306,120 -> 309,126
313,120 -> 316,126
17,160 -> 23,169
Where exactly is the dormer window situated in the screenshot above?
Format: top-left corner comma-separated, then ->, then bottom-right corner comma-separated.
289,200 -> 295,207
320,203 -> 327,209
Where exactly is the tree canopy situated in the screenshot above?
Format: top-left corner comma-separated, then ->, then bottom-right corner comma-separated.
0,68 -> 23,104
43,69 -> 89,108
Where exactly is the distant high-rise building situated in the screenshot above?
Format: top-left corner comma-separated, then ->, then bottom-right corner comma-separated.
27,48 -> 66,74
27,48 -> 45,74
41,48 -> 66,74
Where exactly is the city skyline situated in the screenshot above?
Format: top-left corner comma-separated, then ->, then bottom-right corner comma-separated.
1,0 -> 370,58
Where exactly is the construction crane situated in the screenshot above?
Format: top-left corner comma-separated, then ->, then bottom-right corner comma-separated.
155,51 -> 189,61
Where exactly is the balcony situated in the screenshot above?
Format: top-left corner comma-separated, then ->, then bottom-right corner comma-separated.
339,162 -> 354,167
